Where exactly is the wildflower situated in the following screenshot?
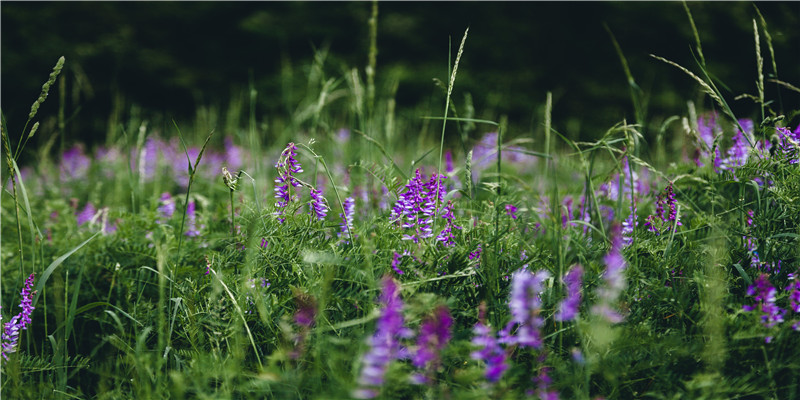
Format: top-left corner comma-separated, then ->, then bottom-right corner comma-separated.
471,303 -> 509,383
743,274 -> 785,332
436,200 -> 461,247
223,136 -> 243,171
535,367 -> 560,400
392,169 -> 447,243
339,197 -> 356,242
157,192 -> 175,223
391,252 -> 405,275
76,202 -> 96,226
274,143 -> 303,223
60,145 -> 91,182
411,305 -> 453,385
185,200 -> 201,237
469,244 -> 483,262
2,273 -> 36,361
592,226 -> 627,323
555,264 -> 584,321
621,200 -> 637,247
715,120 -> 753,172
309,187 -> 328,221
500,269 -> 550,348
260,238 -> 268,249
506,204 -> 518,220
644,182 -> 681,235
353,277 -> 412,398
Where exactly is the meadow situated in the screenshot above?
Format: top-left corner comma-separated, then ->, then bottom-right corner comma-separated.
2,6 -> 800,400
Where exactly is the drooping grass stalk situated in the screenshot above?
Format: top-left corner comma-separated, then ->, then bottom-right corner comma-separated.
435,27 -> 468,214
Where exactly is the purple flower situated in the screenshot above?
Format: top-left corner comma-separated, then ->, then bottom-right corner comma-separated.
469,244 -> 483,262
223,136 -> 243,171
436,200 -> 461,247
592,226 -> 627,323
787,275 -> 800,314
76,202 -> 96,226
644,182 -> 681,235
555,264 -> 584,321
309,188 -> 328,221
2,273 -> 36,361
499,269 -> 550,348
392,169 -> 447,243
411,305 -> 453,385
743,273 -> 785,331
274,143 -> 304,223
185,200 -> 201,237
391,252 -> 405,275
339,197 -> 356,242
60,145 -> 91,182
157,192 -> 175,223
506,204 -> 518,220
470,304 -> 509,383
354,276 -> 412,398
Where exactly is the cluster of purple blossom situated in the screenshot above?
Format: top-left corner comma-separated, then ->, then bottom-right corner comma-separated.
2,274 -> 36,362
643,182 -> 681,235
272,142 -> 330,225
390,168 -> 462,247
742,272 -> 800,342
75,202 -> 116,234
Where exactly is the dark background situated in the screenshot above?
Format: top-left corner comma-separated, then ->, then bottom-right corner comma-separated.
2,2 -> 799,149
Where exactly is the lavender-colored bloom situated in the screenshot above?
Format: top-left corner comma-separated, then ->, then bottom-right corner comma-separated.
2,274 -> 36,361
60,145 -> 91,182
556,264 -> 584,321
499,269 -> 550,348
471,132 -> 537,177
787,274 -> 800,314
76,202 -> 96,226
695,113 -> 722,167
621,201 -> 637,247
185,200 -> 201,237
309,188 -> 328,221
274,143 -> 304,223
354,277 -> 412,398
391,252 -> 405,275
411,305 -> 453,384
506,204 -> 518,220
716,122 -> 752,172
436,200 -> 460,247
339,197 -> 356,242
592,226 -> 627,323
223,136 -> 243,171
469,244 -> 483,263
261,238 -> 269,249
157,192 -> 175,223
743,274 -> 785,331
470,305 -> 508,383
392,169 -> 445,243
645,182 -> 681,235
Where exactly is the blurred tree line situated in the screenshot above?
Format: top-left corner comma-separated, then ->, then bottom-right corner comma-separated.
2,2 -> 798,151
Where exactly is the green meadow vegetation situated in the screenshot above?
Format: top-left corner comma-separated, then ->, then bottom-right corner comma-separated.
2,4 -> 800,399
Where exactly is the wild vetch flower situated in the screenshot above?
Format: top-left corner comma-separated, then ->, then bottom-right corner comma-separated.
506,204 -> 518,220
274,142 -> 304,223
535,367 -> 560,400
743,273 -> 785,332
392,169 -> 448,243
353,276 -> 412,399
339,197 -> 356,242
260,238 -> 269,249
60,145 -> 91,182
469,244 -> 483,263
787,273 -> 800,331
500,269 -> 551,348
592,226 -> 627,323
621,200 -> 637,247
309,187 -> 328,221
223,136 -> 243,171
391,252 -> 405,275
555,264 -> 584,322
715,120 -> 753,172
695,113 -> 721,166
2,273 -> 36,361
76,202 -> 97,226
436,200 -> 461,247
185,200 -> 201,237
411,305 -> 453,385
644,182 -> 681,235
157,192 -> 175,223
471,303 -> 508,383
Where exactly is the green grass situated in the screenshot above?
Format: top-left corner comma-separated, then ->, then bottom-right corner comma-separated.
2,6 -> 800,400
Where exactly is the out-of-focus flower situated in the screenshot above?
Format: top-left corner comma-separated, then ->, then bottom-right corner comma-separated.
592,226 -> 627,323
76,202 -> 97,226
157,192 -> 175,223
353,276 -> 412,398
506,204 -> 518,220
743,274 -> 785,333
411,305 -> 453,385
339,197 -> 356,242
470,303 -> 508,383
499,269 -> 550,348
60,145 -> 91,182
555,264 -> 584,321
185,200 -> 201,237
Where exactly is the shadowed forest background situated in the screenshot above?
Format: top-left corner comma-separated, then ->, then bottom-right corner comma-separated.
2,2 -> 799,157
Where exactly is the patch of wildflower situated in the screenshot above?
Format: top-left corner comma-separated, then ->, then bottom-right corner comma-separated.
353,276 -> 412,399
391,169 -> 448,244
274,142 -> 304,223
715,119 -> 753,173
644,182 -> 681,235
2,273 -> 36,361
411,305 -> 453,385
743,273 -> 786,342
555,264 -> 584,322
470,303 -> 509,383
339,197 -> 356,243
499,269 -> 550,348
185,200 -> 201,237
60,145 -> 91,182
436,200 -> 460,247
592,226 -> 628,323
157,192 -> 175,223
308,187 -> 329,221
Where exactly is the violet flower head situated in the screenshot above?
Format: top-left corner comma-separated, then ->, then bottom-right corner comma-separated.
60,145 -> 91,182
223,136 -> 243,171
339,197 -> 356,242
411,305 -> 453,385
309,187 -> 329,221
391,251 -> 405,275
470,304 -> 508,383
354,276 -> 413,398
436,200 -> 461,247
157,192 -> 175,223
2,273 -> 36,361
506,204 -> 519,220
743,273 -> 785,331
787,274 -> 800,314
555,264 -> 584,322
499,269 -> 551,348
185,200 -> 201,237
274,142 -> 304,223
392,169 -> 444,243
76,202 -> 96,226
592,226 -> 628,323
